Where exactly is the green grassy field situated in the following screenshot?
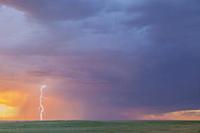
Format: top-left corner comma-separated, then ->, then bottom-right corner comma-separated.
0,121 -> 200,133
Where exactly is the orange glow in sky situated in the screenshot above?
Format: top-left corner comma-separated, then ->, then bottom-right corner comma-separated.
1,87 -> 200,120
0,91 -> 27,119
142,110 -> 200,120
0,84 -> 82,120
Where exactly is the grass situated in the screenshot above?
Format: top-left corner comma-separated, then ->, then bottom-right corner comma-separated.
0,120 -> 199,133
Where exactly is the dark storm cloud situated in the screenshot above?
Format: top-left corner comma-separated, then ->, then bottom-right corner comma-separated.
57,0 -> 200,116
0,0 -> 105,21
102,0 -> 200,113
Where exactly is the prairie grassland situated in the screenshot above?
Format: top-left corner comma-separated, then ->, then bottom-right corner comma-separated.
0,120 -> 199,133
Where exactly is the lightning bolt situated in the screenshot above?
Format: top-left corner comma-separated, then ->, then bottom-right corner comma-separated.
40,85 -> 47,121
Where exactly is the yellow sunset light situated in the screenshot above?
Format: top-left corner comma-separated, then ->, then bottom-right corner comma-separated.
0,104 -> 17,118
0,90 -> 27,119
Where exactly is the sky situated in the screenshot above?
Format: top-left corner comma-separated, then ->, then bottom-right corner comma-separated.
0,0 -> 200,120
